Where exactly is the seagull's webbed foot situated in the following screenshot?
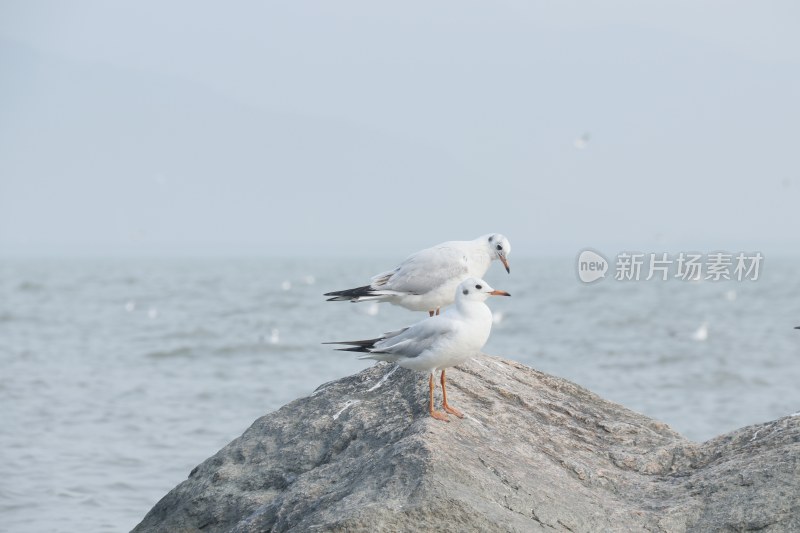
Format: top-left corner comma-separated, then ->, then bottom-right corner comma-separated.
430,409 -> 450,422
443,403 -> 463,418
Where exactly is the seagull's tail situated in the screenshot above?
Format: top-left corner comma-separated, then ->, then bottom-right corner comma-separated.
324,285 -> 390,303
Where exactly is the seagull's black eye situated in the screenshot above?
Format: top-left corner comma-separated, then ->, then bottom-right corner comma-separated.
488,236 -> 493,242
475,284 -> 482,290
462,289 -> 469,295
496,245 -> 502,251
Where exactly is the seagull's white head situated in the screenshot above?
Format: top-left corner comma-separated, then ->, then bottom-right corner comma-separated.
484,234 -> 511,273
457,277 -> 511,302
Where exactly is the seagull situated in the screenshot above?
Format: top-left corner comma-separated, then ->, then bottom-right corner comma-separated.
325,277 -> 510,421
574,131 -> 591,150
324,234 -> 511,316
691,321 -> 709,342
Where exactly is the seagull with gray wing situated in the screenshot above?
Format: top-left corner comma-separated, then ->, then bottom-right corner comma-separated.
324,234 -> 511,316
325,278 -> 510,421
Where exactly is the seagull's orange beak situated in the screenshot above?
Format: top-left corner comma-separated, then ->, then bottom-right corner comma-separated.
489,290 -> 511,297
498,253 -> 510,274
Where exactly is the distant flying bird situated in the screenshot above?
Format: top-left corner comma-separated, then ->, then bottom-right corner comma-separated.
574,132 -> 591,150
326,278 -> 510,421
324,234 -> 511,316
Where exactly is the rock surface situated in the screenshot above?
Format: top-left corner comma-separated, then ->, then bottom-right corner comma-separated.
134,356 -> 800,532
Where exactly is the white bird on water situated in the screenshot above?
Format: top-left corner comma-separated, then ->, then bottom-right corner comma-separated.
325,278 -> 510,421
692,322 -> 709,342
324,234 -> 511,316
269,328 -> 280,345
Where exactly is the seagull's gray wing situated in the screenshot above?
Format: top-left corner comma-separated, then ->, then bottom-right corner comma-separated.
370,243 -> 469,295
372,317 -> 455,359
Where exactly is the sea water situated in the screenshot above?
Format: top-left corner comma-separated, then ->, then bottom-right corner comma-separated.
1,256 -> 798,532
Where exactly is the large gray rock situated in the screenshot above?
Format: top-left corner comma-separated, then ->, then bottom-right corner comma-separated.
133,356 -> 799,532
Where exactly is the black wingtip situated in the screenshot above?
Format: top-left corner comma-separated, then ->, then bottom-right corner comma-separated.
323,337 -> 383,349
323,285 -> 375,301
321,341 -> 372,353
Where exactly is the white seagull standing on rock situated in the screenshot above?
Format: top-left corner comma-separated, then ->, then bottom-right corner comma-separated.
324,234 -> 511,316
325,278 -> 510,421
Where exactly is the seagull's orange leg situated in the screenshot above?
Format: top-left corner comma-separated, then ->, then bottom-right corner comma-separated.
429,373 -> 449,422
441,369 -> 464,418
428,310 -> 435,317
435,307 -> 440,316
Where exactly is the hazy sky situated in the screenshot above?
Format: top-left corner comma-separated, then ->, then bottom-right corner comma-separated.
1,1 -> 798,256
